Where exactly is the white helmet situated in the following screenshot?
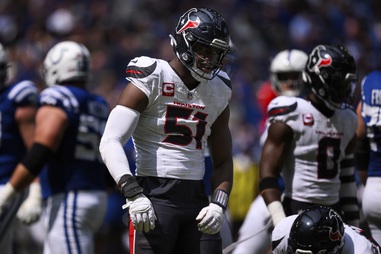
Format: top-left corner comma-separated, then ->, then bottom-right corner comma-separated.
43,41 -> 90,86
270,49 -> 308,96
0,43 -> 8,86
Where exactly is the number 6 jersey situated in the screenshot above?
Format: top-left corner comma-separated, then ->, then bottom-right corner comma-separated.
266,95 -> 357,205
125,56 -> 232,180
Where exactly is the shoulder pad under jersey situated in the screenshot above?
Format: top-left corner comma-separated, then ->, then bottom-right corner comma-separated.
8,80 -> 38,106
267,96 -> 298,118
40,86 -> 79,113
126,56 -> 157,79
216,71 -> 232,90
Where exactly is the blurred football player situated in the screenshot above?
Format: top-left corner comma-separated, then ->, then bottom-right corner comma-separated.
272,206 -> 381,253
233,49 -> 307,254
100,7 -> 234,254
0,42 -> 41,254
260,44 -> 360,228
0,41 -> 110,254
356,70 -> 381,245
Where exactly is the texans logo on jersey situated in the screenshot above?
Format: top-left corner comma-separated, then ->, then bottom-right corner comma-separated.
302,113 -> 314,126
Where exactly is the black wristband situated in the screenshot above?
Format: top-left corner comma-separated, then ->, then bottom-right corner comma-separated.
118,174 -> 143,198
21,143 -> 54,176
259,177 -> 279,192
211,189 -> 229,211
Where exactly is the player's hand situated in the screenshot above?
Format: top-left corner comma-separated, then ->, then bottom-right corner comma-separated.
17,182 -> 42,225
123,193 -> 156,233
196,203 -> 224,234
0,182 -> 17,214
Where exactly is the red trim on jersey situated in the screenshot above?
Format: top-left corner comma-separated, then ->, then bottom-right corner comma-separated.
126,69 -> 143,75
268,102 -> 297,117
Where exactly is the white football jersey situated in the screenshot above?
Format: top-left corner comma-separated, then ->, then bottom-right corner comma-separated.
266,96 -> 357,204
272,215 -> 381,254
125,56 -> 231,180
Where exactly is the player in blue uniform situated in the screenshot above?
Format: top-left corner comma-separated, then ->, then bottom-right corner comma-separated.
0,42 -> 40,254
0,41 -> 110,254
356,70 -> 381,245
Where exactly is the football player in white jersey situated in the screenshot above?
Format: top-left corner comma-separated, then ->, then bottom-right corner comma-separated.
232,49 -> 308,254
272,206 -> 381,254
356,71 -> 381,245
259,44 -> 360,229
99,7 -> 233,254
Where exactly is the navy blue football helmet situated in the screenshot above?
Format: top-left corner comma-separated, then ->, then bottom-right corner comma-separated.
303,44 -> 357,109
170,7 -> 231,82
288,206 -> 345,254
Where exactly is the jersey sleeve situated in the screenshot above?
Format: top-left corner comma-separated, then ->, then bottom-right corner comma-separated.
8,80 -> 39,106
267,95 -> 298,125
39,86 -> 79,113
125,56 -> 159,102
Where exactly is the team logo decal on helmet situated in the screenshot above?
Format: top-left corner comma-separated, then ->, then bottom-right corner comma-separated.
328,210 -> 343,242
177,14 -> 200,34
307,45 -> 332,74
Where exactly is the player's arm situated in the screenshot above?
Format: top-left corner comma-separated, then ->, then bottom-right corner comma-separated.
15,104 -> 44,224
0,106 -> 66,212
354,101 -> 369,185
196,105 -> 233,235
10,106 -> 67,190
259,121 -> 293,226
100,83 -> 148,183
15,105 -> 37,149
340,132 -> 360,226
99,82 -> 156,233
208,105 -> 233,196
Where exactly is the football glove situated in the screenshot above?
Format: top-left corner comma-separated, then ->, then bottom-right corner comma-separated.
17,182 -> 42,225
196,203 -> 224,234
0,182 -> 17,214
123,193 -> 156,233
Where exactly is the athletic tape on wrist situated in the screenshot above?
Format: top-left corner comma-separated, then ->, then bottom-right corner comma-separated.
267,201 -> 286,226
211,189 -> 229,211
118,174 -> 143,198
21,143 -> 53,176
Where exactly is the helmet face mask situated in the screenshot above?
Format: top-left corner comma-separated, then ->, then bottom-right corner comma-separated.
43,41 -> 90,87
270,49 -> 308,97
303,44 -> 357,110
288,206 -> 345,254
170,7 -> 231,82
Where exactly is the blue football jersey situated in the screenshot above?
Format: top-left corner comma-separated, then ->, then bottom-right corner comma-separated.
0,81 -> 38,184
361,70 -> 381,177
38,85 -> 110,198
